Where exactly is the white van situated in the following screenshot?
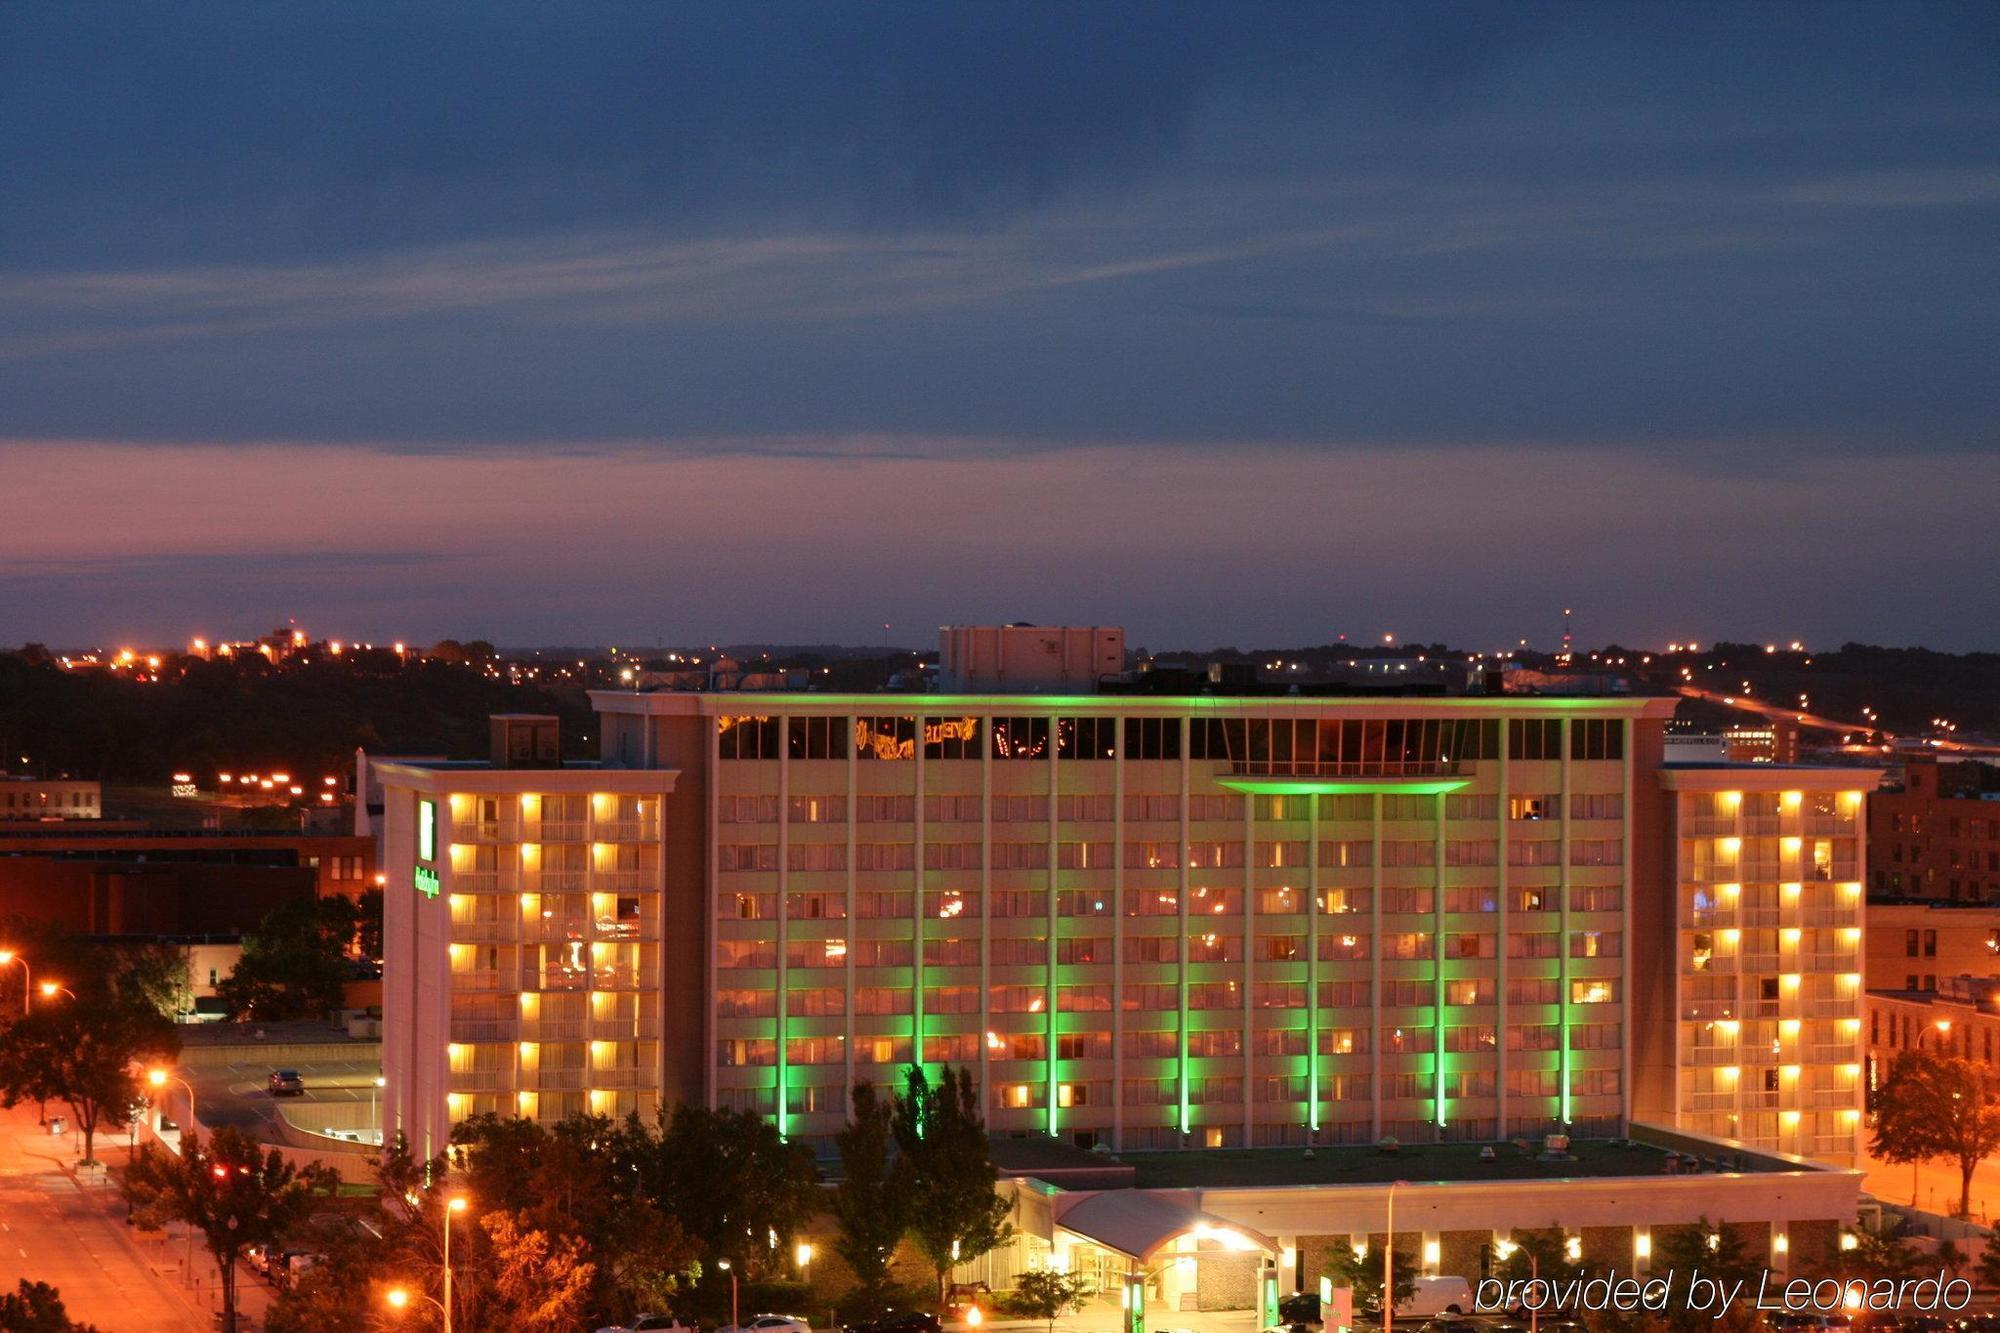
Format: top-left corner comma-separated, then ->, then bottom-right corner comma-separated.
1396,1277 -> 1475,1318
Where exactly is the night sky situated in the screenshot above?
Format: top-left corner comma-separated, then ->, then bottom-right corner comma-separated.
3,4 -> 1996,651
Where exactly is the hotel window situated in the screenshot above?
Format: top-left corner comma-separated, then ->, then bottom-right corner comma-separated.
1319,839 -> 1373,868
1320,979 -> 1372,1007
716,941 -> 776,969
1187,933 -> 1241,963
1445,1071 -> 1496,1099
1257,935 -> 1304,962
927,889 -> 977,919
1570,793 -> 1622,821
1190,982 -> 1243,1009
1056,890 -> 1109,917
1256,1076 -> 1309,1102
922,937 -> 979,967
924,1034 -> 978,1063
1056,794 -> 1115,823
1318,1027 -> 1367,1055
1570,930 -> 1622,958
992,795 -> 1048,823
1255,886 -> 1303,915
1572,1069 -> 1623,1097
786,1035 -> 845,1065
1255,1026 -> 1308,1055
989,936 -> 1047,965
716,1039 -> 777,1067
1057,841 -> 1114,869
856,795 -> 916,823
1446,1025 -> 1497,1052
1569,885 -> 1621,912
1187,1029 -> 1242,1057
716,844 -> 777,872
1446,840 -> 1498,867
1508,719 -> 1562,761
715,990 -> 775,1018
1056,717 -> 1117,759
1570,720 -> 1624,761
1123,717 -> 1182,760
989,986 -> 1043,1013
789,987 -> 845,1016
1507,932 -> 1560,959
1254,840 -> 1307,868
1319,886 -> 1369,914
788,795 -> 847,824
1508,1069 -> 1561,1097
1381,979 -> 1433,1007
852,988 -> 912,1015
1568,1022 -> 1622,1050
1126,889 -> 1179,917
990,717 -> 1052,760
1319,933 -> 1369,961
1443,886 -> 1497,913
1381,795 -> 1435,822
1444,979 -> 1492,1006
1509,795 -> 1554,821
923,794 -> 980,823
924,842 -> 980,870
719,892 -> 774,920
855,1037 -> 911,1065
1384,1073 -> 1435,1101
717,715 -> 780,759
849,939 -> 912,967
1124,984 -> 1179,1012
993,842 -> 1049,870
1249,982 -> 1302,1008
923,986 -> 980,1013
1570,838 -> 1623,866
1125,936 -> 1177,964
1508,977 -> 1560,1004
1259,795 -> 1311,821
922,716 -> 982,760
1124,793 -> 1179,822
786,716 -> 849,761
1187,794 -> 1244,822
1381,840 -> 1435,867
854,843 -> 915,871
1509,839 -> 1560,867
1126,841 -> 1182,870
1446,793 -> 1499,821
1189,885 -> 1240,914
1506,1024 -> 1560,1051
1445,933 -> 1494,960
787,844 -> 847,872
854,716 -> 918,760
1319,794 -> 1372,821
785,891 -> 846,919
1571,979 -> 1618,1004
1054,937 -> 1103,966
853,890 -> 912,918
1381,886 -> 1434,914
785,939 -> 848,969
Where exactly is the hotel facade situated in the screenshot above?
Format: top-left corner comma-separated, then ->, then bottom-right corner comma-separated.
380,636 -> 1878,1169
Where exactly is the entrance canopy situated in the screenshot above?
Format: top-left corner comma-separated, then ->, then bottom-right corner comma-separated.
1055,1191 -> 1279,1265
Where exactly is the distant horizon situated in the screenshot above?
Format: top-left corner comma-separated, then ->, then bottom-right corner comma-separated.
5,6 -> 1996,653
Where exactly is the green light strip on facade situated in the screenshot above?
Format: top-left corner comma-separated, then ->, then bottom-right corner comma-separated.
1215,778 -> 1471,796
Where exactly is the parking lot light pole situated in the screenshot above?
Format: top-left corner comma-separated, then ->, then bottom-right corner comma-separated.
719,1258 -> 738,1331
147,1069 -> 197,1148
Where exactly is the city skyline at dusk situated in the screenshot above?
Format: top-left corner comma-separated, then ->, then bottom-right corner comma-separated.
4,3 -> 1998,648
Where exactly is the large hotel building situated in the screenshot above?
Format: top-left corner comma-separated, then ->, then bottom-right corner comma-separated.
380,627 -> 1877,1171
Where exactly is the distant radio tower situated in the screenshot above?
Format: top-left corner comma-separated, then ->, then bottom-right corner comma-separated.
1560,607 -> 1574,665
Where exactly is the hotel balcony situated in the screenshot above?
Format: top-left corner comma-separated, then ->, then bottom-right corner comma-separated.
591,1014 -> 658,1041
523,1016 -> 587,1041
452,821 -> 503,843
592,817 -> 660,842
526,1067 -> 588,1092
451,919 -> 517,944
590,1067 -> 651,1090
449,1018 -> 519,1043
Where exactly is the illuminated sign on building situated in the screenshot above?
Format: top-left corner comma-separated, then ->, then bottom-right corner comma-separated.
416,798 -> 438,896
414,866 -> 440,898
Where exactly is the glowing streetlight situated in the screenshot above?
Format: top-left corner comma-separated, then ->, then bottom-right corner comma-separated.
147,1068 -> 197,1146
0,950 -> 31,1014
718,1258 -> 739,1331
442,1195 -> 469,1333
39,982 -> 75,1001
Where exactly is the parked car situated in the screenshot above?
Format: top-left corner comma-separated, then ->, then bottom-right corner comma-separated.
244,1243 -> 274,1276
596,1316 -> 698,1333
268,1069 -> 305,1097
846,1311 -> 941,1333
272,1249 -> 323,1288
716,1315 -> 812,1333
943,1282 -> 991,1324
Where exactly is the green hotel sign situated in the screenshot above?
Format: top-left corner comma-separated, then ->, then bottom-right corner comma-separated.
414,865 -> 440,899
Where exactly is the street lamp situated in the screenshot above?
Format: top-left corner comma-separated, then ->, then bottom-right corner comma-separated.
718,1258 -> 739,1332
386,1286 -> 446,1319
40,983 -> 76,1001
0,950 -> 30,1014
442,1195 -> 468,1333
147,1069 -> 198,1148
1383,1180 -> 1406,1333
795,1240 -> 814,1283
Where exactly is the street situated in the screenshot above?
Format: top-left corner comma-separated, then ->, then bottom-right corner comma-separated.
0,1098 -> 285,1331
1861,1142 -> 2000,1229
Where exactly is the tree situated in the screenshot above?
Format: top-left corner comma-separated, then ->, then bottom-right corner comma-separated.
892,1066 -> 1015,1300
835,1082 -> 908,1303
123,1126 -> 339,1333
1872,1048 -> 2000,1217
0,1279 -> 100,1332
1323,1241 -> 1414,1318
1488,1224 -> 1583,1300
0,994 -> 178,1164
1646,1219 -> 1763,1333
1006,1269 -> 1093,1333
646,1103 -> 818,1278
214,896 -> 358,1020
483,1211 -> 598,1332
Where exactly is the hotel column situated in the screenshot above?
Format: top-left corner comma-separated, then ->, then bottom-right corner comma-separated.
1432,788 -> 1447,1139
1111,718 -> 1126,1152
842,716 -> 857,1108
1370,792 -> 1383,1142
706,716 -> 723,1111
1496,731 -> 1510,1140
1619,720 -> 1634,1134
1558,718 -> 1573,1125
1306,792 -> 1321,1140
776,728 -> 791,1137
978,717 -> 993,1127
1178,719 -> 1193,1141
913,719 -> 927,1085
1243,787 -> 1257,1146
1045,724 -> 1060,1136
